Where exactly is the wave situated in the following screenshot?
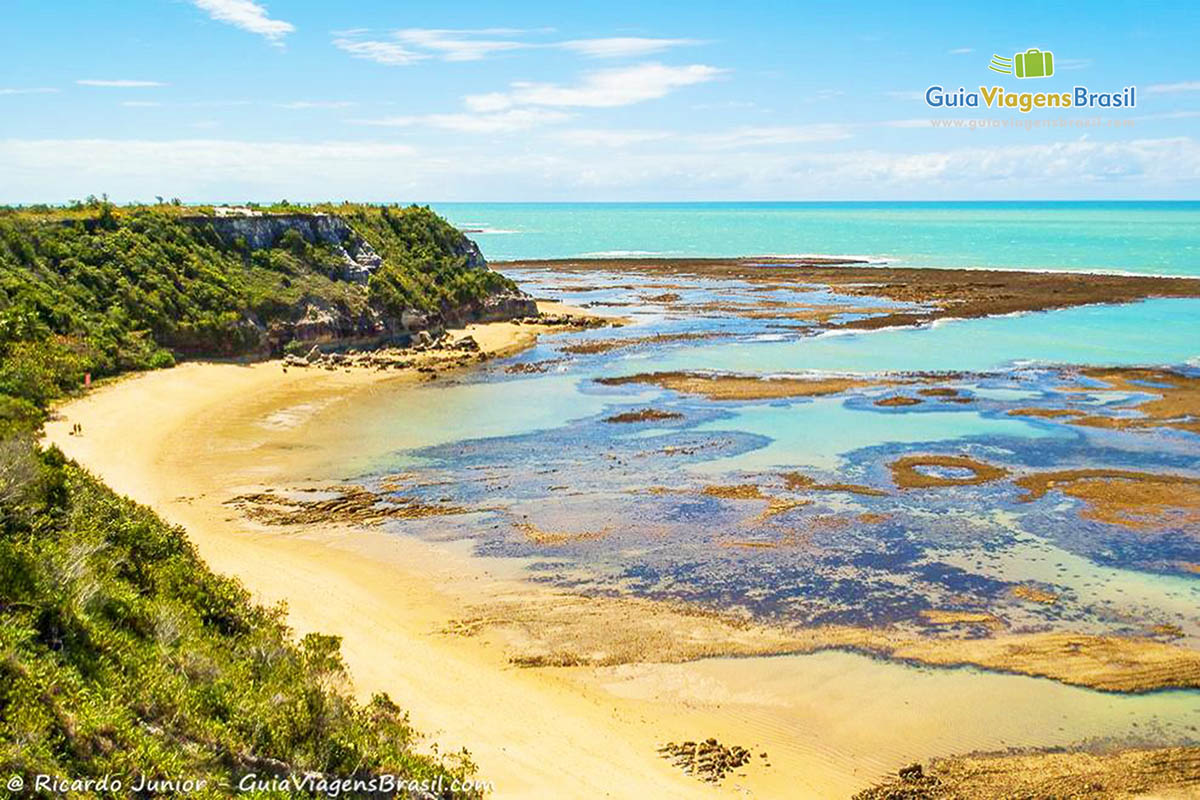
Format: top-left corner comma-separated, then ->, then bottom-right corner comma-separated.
458,226 -> 520,235
578,250 -> 667,257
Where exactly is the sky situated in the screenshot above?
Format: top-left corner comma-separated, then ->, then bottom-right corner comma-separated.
1,0 -> 1198,202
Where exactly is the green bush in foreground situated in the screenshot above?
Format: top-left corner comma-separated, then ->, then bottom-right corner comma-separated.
0,438 -> 482,798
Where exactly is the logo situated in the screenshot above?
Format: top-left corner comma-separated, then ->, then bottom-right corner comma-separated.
989,49 -> 1055,79
923,47 -> 1134,113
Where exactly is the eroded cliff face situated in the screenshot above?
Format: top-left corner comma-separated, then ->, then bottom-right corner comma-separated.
177,212 -> 530,355
186,212 -> 488,279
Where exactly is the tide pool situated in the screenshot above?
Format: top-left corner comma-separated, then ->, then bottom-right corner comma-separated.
685,396 -> 1063,472
637,298 -> 1200,376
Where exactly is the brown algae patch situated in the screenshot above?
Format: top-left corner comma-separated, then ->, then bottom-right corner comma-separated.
1019,367 -> 1200,433
501,256 -> 1200,331
516,522 -> 610,546
920,610 -> 1004,630
753,498 -> 810,522
560,332 -> 718,355
1014,469 -> 1200,530
854,746 -> 1200,800
603,408 -> 684,424
1073,367 -> 1200,435
1008,406 -> 1088,419
226,486 -> 468,526
597,371 -> 896,401
702,484 -> 767,500
918,387 -> 961,398
1011,585 -> 1059,605
890,455 -> 1009,489
875,395 -> 923,407
782,472 -> 889,497
474,589 -> 1200,691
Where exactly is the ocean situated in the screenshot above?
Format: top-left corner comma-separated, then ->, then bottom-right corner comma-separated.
431,201 -> 1200,276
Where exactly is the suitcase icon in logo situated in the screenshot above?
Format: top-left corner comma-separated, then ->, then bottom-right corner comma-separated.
1014,48 -> 1054,78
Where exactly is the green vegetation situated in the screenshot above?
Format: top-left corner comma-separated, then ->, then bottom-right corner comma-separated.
0,199 -> 497,796
0,199 -> 516,409
0,441 -> 482,797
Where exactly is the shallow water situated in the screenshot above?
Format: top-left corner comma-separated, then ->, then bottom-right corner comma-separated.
649,298 -> 1200,375
335,265 -> 1200,759
597,651 -> 1200,795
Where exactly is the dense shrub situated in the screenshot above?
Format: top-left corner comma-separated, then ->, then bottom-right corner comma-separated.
0,444 -> 481,797
0,201 -> 515,408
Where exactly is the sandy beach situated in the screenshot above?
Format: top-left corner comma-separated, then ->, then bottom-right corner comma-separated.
43,309 -> 738,798
43,296 -> 1200,798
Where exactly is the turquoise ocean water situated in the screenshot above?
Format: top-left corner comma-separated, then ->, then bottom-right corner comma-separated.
432,201 -> 1200,276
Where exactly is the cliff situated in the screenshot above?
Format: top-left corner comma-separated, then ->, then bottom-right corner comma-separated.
185,210 -> 489,283
0,202 -> 534,399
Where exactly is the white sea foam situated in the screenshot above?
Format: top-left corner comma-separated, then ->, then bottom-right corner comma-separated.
579,250 -> 665,257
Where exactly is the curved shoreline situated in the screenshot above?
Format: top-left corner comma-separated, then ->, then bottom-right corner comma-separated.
42,295 -> 1200,796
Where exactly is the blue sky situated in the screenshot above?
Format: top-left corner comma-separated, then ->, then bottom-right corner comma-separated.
1,0 -> 1198,202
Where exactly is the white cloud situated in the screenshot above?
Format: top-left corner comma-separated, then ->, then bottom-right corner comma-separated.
332,28 -> 529,65
881,119 -> 931,128
77,80 -> 166,88
348,109 -> 571,133
331,29 -> 702,66
948,47 -> 973,55
0,87 -> 59,96
463,92 -> 513,113
558,37 -> 701,58
467,63 -> 725,110
277,100 -> 358,109
693,125 -> 853,148
1147,81 -> 1200,94
554,129 -> 674,147
1056,58 -> 1092,71
392,29 -> 528,62
4,136 -> 1197,202
191,0 -> 294,43
332,37 -> 424,66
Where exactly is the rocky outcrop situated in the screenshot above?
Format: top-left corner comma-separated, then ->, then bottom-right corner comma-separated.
173,211 -> 523,355
186,211 -> 488,278
453,236 -> 488,270
185,213 -> 383,283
